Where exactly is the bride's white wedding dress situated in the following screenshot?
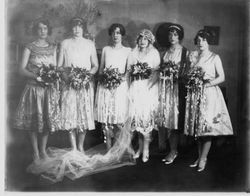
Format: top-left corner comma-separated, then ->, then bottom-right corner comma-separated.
27,117 -> 136,183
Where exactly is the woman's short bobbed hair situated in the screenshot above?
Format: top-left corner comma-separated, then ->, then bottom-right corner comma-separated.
32,18 -> 52,36
108,23 -> 126,36
167,23 -> 184,41
194,29 -> 213,45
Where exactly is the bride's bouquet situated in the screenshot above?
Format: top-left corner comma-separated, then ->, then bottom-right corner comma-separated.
65,65 -> 91,90
159,61 -> 179,81
99,66 -> 123,90
129,62 -> 152,81
37,63 -> 61,86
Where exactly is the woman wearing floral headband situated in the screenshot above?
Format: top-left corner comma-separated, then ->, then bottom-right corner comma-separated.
14,19 -> 58,163
95,23 -> 131,150
157,23 -> 189,165
127,29 -> 160,162
184,29 -> 233,172
57,17 -> 99,152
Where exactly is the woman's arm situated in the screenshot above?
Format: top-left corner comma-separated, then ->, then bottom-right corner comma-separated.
89,44 -> 99,75
125,52 -> 135,87
98,47 -> 106,75
57,42 -> 64,68
19,47 -> 36,79
149,49 -> 161,88
206,55 -> 225,87
53,45 -> 57,66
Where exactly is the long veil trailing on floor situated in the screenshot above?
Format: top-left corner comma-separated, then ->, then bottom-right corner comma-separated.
27,117 -> 136,183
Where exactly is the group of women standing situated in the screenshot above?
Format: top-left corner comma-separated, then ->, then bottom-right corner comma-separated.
13,16 -> 233,182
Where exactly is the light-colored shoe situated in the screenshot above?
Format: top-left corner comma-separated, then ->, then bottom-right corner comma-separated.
189,159 -> 199,168
32,153 -> 40,164
142,151 -> 149,163
164,152 -> 178,164
197,159 -> 207,172
162,155 -> 168,162
40,152 -> 49,160
133,150 -> 141,159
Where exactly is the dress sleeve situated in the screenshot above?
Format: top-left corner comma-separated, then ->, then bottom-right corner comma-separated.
99,46 -> 107,74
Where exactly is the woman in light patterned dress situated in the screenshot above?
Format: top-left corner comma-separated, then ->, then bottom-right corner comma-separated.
14,19 -> 58,163
95,23 -> 131,150
158,23 -> 189,164
127,29 -> 160,162
185,29 -> 233,172
57,17 -> 99,152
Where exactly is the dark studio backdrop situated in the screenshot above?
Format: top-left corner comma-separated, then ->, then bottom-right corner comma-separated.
5,0 -> 250,192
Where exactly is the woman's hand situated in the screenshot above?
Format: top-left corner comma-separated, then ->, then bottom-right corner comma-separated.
204,81 -> 212,88
36,76 -> 43,82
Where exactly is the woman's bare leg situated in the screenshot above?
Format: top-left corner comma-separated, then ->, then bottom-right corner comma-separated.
29,131 -> 40,161
69,130 -> 77,150
78,129 -> 87,152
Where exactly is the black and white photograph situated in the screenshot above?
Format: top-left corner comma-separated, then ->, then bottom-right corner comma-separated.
4,0 -> 250,193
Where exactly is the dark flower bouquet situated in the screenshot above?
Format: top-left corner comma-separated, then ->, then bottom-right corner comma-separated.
129,62 -> 152,81
66,65 -> 91,90
184,66 -> 210,138
159,61 -> 179,81
185,66 -> 209,91
99,66 -> 123,90
37,63 -> 61,86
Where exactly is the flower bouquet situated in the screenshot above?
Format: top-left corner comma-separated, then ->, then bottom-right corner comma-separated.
99,66 -> 123,90
159,61 -> 179,81
185,66 -> 209,92
184,66 -> 210,137
66,65 -> 91,90
129,62 -> 152,81
37,63 -> 61,86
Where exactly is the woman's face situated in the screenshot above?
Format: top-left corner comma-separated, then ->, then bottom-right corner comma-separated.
168,30 -> 179,45
111,27 -> 122,44
196,36 -> 209,51
72,24 -> 83,38
138,36 -> 149,49
37,23 -> 48,39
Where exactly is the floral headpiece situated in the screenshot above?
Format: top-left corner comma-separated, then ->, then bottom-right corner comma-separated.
137,29 -> 155,44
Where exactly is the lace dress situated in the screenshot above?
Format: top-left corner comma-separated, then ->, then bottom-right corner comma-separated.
95,46 -> 131,124
14,42 -> 60,133
59,37 -> 96,131
127,47 -> 160,134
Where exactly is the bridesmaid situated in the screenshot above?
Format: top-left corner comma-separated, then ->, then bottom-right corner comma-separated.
95,23 -> 131,150
127,29 -> 160,162
185,29 -> 233,171
57,17 -> 99,152
158,23 -> 189,164
14,19 -> 58,163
